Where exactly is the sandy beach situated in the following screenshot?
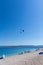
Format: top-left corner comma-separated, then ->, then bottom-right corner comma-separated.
0,49 -> 43,65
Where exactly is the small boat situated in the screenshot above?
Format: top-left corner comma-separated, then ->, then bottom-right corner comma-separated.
39,52 -> 43,54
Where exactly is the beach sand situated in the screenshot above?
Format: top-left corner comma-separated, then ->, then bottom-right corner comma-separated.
0,49 -> 43,65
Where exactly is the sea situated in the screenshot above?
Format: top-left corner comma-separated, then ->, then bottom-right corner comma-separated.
0,45 -> 43,56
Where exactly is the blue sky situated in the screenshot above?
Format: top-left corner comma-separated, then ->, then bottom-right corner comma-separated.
0,0 -> 43,45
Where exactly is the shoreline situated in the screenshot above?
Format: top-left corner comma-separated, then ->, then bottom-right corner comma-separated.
0,48 -> 41,59
3,48 -> 37,58
0,48 -> 42,65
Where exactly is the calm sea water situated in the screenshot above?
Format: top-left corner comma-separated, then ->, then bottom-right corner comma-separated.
0,45 -> 43,56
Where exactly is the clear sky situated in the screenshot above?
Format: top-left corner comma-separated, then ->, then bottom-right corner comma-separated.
0,0 -> 43,45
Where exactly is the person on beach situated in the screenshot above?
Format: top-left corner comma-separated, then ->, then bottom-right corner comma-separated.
3,54 -> 5,59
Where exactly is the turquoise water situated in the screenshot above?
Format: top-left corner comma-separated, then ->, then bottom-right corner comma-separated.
0,46 -> 43,56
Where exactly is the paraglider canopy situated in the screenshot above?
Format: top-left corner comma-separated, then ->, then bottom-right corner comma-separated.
19,28 -> 24,34
22,29 -> 24,32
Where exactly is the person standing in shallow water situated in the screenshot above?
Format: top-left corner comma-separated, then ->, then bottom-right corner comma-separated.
3,54 -> 5,59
